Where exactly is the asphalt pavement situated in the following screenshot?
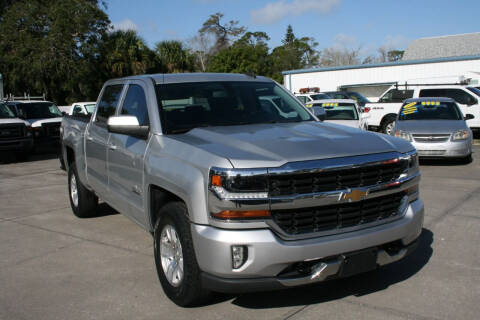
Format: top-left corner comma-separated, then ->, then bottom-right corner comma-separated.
1,148 -> 479,320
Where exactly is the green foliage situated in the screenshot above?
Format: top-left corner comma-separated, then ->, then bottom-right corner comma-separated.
199,12 -> 246,52
155,40 -> 195,73
388,50 -> 405,62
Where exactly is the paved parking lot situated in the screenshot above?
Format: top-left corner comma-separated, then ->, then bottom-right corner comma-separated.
1,148 -> 479,320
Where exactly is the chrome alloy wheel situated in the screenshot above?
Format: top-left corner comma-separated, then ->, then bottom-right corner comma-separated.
160,224 -> 184,287
70,174 -> 78,207
385,121 -> 395,135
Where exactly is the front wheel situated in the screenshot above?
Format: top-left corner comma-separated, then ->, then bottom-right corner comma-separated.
68,163 -> 98,218
381,116 -> 396,135
153,202 -> 209,307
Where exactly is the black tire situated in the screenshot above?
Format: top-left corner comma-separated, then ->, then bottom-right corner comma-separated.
16,151 -> 29,162
153,202 -> 209,307
380,115 -> 396,135
67,163 -> 98,218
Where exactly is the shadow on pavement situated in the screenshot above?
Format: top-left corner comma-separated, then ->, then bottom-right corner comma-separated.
226,228 -> 433,309
419,157 -> 472,166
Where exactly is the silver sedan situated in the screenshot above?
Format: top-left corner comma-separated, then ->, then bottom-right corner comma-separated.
391,97 -> 473,161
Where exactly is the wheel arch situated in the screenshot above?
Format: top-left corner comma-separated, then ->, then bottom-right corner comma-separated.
149,184 -> 187,233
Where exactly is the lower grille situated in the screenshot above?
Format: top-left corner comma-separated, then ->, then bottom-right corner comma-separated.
0,124 -> 24,139
413,134 -> 450,143
271,191 -> 406,235
41,122 -> 61,137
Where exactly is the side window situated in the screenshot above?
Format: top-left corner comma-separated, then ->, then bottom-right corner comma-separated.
120,84 -> 149,126
72,105 -> 83,116
419,89 -> 446,98
445,89 -> 476,105
96,85 -> 123,123
379,89 -> 413,103
296,96 -> 307,104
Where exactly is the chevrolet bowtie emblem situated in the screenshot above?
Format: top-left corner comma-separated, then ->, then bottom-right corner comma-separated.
341,189 -> 369,202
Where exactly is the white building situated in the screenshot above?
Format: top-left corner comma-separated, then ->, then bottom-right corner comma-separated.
282,33 -> 480,100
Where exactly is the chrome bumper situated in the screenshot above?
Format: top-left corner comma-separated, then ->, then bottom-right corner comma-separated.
413,139 -> 472,158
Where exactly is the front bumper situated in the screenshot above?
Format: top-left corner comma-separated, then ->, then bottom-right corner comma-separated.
413,139 -> 472,158
192,199 -> 424,292
0,137 -> 34,152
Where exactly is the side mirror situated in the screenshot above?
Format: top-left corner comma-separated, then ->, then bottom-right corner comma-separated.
464,114 -> 475,120
467,97 -> 477,106
107,115 -> 149,139
312,106 -> 326,121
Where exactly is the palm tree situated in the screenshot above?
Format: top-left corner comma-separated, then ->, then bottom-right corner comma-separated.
155,40 -> 195,73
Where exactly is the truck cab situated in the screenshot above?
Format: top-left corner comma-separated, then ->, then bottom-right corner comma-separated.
0,101 -> 33,158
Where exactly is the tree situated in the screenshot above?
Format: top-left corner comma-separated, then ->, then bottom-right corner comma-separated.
269,25 -> 319,82
100,30 -> 159,79
155,40 -> 195,73
207,32 -> 271,76
388,50 -> 404,62
319,47 -> 362,67
199,12 -> 245,53
0,0 -> 110,104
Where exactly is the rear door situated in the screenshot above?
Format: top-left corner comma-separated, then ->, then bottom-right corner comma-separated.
85,84 -> 124,196
107,81 -> 151,225
419,88 -> 479,128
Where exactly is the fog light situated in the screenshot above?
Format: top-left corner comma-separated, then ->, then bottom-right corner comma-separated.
231,245 -> 248,269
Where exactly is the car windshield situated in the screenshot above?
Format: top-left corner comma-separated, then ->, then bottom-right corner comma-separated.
466,87 -> 480,98
311,102 -> 359,120
17,102 -> 62,119
156,81 -> 314,134
0,103 -> 16,118
84,104 -> 96,114
398,101 -> 463,121
310,93 -> 330,100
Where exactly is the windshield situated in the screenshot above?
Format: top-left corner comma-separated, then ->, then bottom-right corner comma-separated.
156,81 -> 314,134
85,104 -> 96,114
398,101 -> 463,121
0,103 -> 16,119
346,92 -> 370,103
466,87 -> 480,98
312,102 -> 358,120
310,93 -> 330,100
17,102 -> 62,119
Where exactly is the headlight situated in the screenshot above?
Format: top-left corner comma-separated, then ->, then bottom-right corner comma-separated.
394,130 -> 412,141
451,130 -> 469,141
209,167 -> 270,220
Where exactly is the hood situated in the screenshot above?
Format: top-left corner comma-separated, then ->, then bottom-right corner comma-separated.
169,121 -> 414,168
395,120 -> 468,134
26,117 -> 63,127
324,119 -> 361,129
0,118 -> 29,126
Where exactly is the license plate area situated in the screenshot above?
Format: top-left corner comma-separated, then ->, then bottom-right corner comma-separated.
339,248 -> 378,278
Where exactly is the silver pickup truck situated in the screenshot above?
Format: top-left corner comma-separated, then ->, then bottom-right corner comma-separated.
61,73 -> 424,307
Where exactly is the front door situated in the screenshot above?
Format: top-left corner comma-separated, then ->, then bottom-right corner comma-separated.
85,84 -> 124,195
107,82 -> 150,226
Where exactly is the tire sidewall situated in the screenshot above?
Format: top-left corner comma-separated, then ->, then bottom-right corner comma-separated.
153,202 -> 205,306
67,164 -> 80,216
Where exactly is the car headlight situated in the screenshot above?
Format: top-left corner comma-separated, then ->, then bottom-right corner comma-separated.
209,167 -> 270,220
451,130 -> 469,141
394,130 -> 412,141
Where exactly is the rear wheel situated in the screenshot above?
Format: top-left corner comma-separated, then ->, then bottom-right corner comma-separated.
68,163 -> 98,218
381,115 -> 396,135
153,202 -> 209,307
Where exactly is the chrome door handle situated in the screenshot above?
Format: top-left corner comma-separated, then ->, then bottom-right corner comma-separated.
86,136 -> 93,141
108,144 -> 117,151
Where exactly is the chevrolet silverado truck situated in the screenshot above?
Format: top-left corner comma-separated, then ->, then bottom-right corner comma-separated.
61,73 -> 424,307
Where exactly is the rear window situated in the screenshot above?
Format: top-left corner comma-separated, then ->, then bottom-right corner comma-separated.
398,100 -> 463,121
310,102 -> 358,120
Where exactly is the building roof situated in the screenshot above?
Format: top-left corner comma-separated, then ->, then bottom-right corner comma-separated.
282,55 -> 480,75
403,33 -> 480,60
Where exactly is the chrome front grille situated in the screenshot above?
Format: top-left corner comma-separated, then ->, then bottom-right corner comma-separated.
271,191 -> 406,235
268,161 -> 407,197
412,134 -> 450,143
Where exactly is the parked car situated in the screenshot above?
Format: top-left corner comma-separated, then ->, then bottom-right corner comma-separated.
62,73 -> 423,307
0,102 -> 33,158
365,84 -> 480,134
392,97 -> 473,161
305,99 -> 369,130
7,100 -> 63,147
323,91 -> 371,107
65,102 -> 96,116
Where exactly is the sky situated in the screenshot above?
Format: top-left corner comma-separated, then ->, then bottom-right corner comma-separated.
106,0 -> 480,56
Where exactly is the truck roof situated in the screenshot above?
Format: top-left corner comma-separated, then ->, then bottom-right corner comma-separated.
404,97 -> 455,103
108,73 -> 273,84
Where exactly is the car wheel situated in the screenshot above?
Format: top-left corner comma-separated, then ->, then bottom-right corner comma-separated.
153,202 -> 209,307
67,163 -> 98,218
381,116 -> 396,135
